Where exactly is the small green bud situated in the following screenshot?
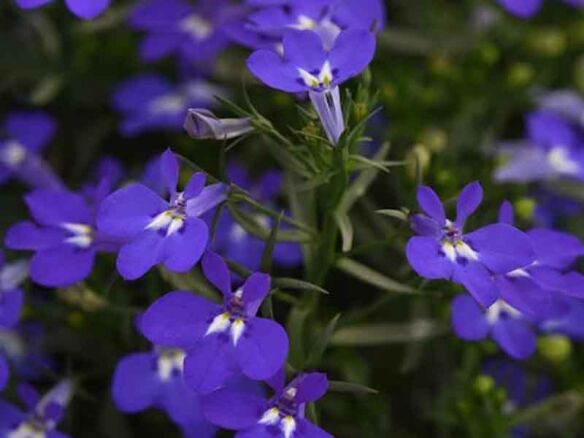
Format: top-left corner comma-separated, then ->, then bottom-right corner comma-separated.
507,63 -> 535,88
474,375 -> 495,395
538,335 -> 572,363
515,197 -> 536,221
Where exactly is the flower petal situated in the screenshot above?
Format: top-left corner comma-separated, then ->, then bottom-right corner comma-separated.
185,183 -> 227,218
116,232 -> 164,280
328,29 -> 376,85
465,224 -> 535,274
141,291 -> 220,349
416,186 -> 445,226
5,221 -> 65,250
5,111 -> 56,152
527,228 -> 584,270
294,418 -> 334,438
184,334 -> 237,394
497,201 -> 515,225
235,317 -> 288,380
97,184 -> 167,238
242,273 -> 271,316
25,190 -> 90,227
497,0 -> 543,18
0,355 -> 8,390
30,245 -> 95,287
162,218 -> 209,273
455,181 -> 483,227
452,262 -> 498,307
247,50 -> 307,93
160,149 -> 179,196
65,0 -> 110,19
491,318 -> 536,360
290,372 -> 328,404
451,294 -> 489,340
406,236 -> 453,280
202,388 -> 266,430
184,173 -> 206,200
202,251 -> 232,298
111,352 -> 159,413
282,30 -> 326,72
0,289 -> 23,329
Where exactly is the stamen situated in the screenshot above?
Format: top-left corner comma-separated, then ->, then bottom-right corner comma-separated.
258,408 -> 280,425
146,211 -> 173,231
205,312 -> 231,336
298,68 -> 320,89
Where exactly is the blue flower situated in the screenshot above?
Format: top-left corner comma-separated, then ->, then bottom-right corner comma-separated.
406,182 -> 535,307
0,111 -> 62,190
202,371 -> 332,438
247,28 -> 375,144
5,188 -> 120,287
140,251 -> 289,394
495,110 -> 584,183
497,0 -> 583,18
0,380 -> 73,437
112,74 -> 223,137
15,0 -> 110,20
128,0 -> 232,63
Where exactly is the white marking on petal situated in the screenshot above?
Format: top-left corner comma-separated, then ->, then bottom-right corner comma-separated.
285,387 -> 297,398
146,211 -> 173,231
281,416 -> 297,438
547,146 -> 580,175
486,300 -> 521,325
62,223 -> 94,248
180,14 -> 213,40
205,312 -> 231,336
455,241 -> 479,261
1,141 -> 27,167
507,268 -> 530,278
318,61 -> 333,88
8,422 -> 46,438
290,15 -> 318,30
230,223 -> 247,242
258,408 -> 280,425
230,318 -> 245,346
441,241 -> 457,262
166,217 -> 184,236
298,68 -> 320,88
148,94 -> 186,115
157,349 -> 186,381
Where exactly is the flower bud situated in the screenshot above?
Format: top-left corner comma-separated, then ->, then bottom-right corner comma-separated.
184,108 -> 253,141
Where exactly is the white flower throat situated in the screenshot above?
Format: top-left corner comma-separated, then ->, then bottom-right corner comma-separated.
204,289 -> 247,346
258,386 -> 299,438
1,140 -> 27,168
298,61 -> 334,90
61,223 -> 94,249
146,193 -> 186,236
157,348 -> 186,381
440,221 -> 478,263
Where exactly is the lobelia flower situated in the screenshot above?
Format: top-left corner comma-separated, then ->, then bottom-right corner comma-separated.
0,379 -> 73,437
203,371 -> 333,438
184,108 -> 253,141
112,74 -> 223,137
406,182 -> 534,307
541,296 -> 584,340
0,111 -> 62,191
14,0 -> 110,20
5,188 -> 120,288
496,0 -> 583,18
140,251 -> 289,394
538,90 -> 584,129
495,110 -> 584,183
492,201 -> 584,320
112,336 -> 216,437
210,163 -> 302,272
128,0 -> 231,63
451,293 -> 538,359
247,28 -> 376,144
0,251 -> 27,330
97,149 -> 227,280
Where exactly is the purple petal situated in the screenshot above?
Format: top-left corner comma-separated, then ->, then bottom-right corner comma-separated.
236,425 -> 275,438
97,184 -> 167,238
129,0 -> 191,30
451,294 -> 489,340
0,289 -> 23,328
497,0 -> 543,18
452,262 -> 498,307
139,32 -> 183,62
497,275 -> 547,320
498,201 -> 515,225
455,181 -> 483,227
15,0 -> 53,9
328,29 -> 376,85
65,0 -> 110,19
0,355 -> 8,390
141,291 -> 220,349
160,149 -> 179,196
242,273 -> 271,316
0,400 -> 24,432
202,251 -> 232,297
112,74 -> 172,113
184,334 -> 237,394
111,352 -> 160,413
185,183 -> 228,218
184,173 -> 206,200
290,372 -> 329,403
202,388 -> 266,430
235,317 -> 289,380
527,110 -> 578,148
294,418 -> 334,438
492,318 -> 536,360
282,30 -> 326,72
562,271 -> 584,298
465,224 -> 535,274
247,50 -> 307,93
30,245 -> 95,287
416,186 -> 445,225
161,218 -> 209,273
5,111 -> 56,152
406,236 -> 453,280
160,378 -> 209,426
116,232 -> 164,280
527,228 -> 584,270
25,190 -> 90,227
5,221 -> 64,250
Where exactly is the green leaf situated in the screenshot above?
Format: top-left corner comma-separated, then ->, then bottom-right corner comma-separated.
287,306 -> 312,369
334,211 -> 354,253
330,320 -> 445,346
328,381 -> 379,395
336,258 -> 417,294
158,267 -> 220,302
376,208 -> 409,222
261,212 -> 282,273
306,313 -> 341,368
272,277 -> 330,295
